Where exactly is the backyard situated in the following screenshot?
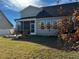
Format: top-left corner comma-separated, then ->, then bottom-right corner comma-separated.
0,36 -> 79,59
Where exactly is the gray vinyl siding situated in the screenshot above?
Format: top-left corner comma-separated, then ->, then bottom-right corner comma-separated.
0,29 -> 11,35
36,16 -> 71,36
16,16 -> 71,36
0,12 -> 13,29
0,11 -> 13,35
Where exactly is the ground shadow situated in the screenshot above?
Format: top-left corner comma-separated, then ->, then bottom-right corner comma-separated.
13,35 -> 64,50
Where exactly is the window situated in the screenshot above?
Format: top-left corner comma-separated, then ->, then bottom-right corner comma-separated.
37,20 -> 46,29
40,22 -> 45,29
38,19 -> 57,30
46,20 -> 51,29
30,23 -> 35,33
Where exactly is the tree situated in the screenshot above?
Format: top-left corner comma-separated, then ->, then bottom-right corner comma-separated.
56,10 -> 79,50
69,0 -> 79,2
56,0 -> 62,5
75,0 -> 79,2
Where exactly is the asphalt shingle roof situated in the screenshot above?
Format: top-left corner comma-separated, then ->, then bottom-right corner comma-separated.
17,2 -> 79,20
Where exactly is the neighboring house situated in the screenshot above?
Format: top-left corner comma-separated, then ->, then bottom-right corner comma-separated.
0,11 -> 13,35
16,2 -> 79,36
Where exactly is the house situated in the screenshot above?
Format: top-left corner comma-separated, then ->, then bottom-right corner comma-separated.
0,11 -> 13,35
16,2 -> 79,36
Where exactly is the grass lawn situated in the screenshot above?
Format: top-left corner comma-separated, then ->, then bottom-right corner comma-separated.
0,36 -> 79,59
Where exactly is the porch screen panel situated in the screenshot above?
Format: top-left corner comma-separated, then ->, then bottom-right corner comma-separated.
21,21 -> 30,34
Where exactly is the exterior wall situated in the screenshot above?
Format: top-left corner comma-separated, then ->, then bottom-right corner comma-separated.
0,29 -> 11,35
0,12 -> 13,29
16,16 -> 72,36
36,16 -> 71,36
0,11 -> 13,35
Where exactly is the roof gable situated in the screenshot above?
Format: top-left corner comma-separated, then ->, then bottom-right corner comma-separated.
21,5 -> 42,18
36,10 -> 52,18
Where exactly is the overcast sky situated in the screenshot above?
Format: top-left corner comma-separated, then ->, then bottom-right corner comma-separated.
0,0 -> 79,27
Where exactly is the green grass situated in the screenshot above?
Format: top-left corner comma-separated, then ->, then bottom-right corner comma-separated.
0,36 -> 79,59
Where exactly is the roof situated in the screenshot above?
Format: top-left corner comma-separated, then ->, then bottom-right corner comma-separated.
21,5 -> 42,18
43,2 -> 79,17
0,10 -> 13,29
17,2 -> 79,20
